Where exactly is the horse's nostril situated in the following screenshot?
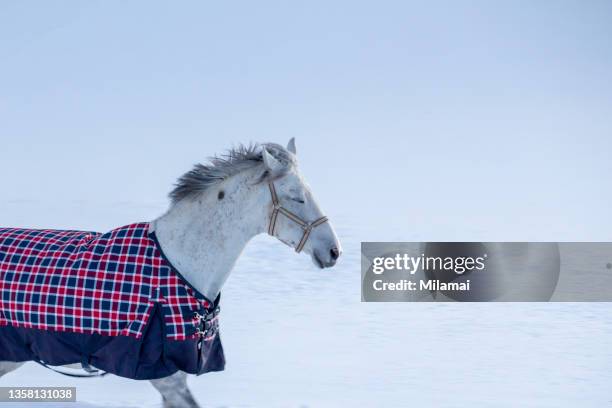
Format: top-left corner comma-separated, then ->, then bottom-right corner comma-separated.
330,247 -> 340,261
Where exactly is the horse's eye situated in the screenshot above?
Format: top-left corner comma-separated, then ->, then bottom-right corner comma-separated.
291,197 -> 305,204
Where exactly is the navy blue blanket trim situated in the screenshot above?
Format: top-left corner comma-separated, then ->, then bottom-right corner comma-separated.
0,302 -> 225,380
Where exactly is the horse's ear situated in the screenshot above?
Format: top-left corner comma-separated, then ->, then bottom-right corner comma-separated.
262,148 -> 283,172
287,138 -> 297,155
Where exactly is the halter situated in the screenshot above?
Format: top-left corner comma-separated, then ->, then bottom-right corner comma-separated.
268,182 -> 329,253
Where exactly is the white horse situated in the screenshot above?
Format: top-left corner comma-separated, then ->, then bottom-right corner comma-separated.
0,139 -> 341,407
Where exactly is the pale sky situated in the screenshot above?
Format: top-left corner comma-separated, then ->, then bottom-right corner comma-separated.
1,1 -> 611,240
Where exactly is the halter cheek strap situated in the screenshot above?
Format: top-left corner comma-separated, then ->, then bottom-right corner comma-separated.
268,183 -> 328,253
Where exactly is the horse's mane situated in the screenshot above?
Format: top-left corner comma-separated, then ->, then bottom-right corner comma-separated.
169,143 -> 295,204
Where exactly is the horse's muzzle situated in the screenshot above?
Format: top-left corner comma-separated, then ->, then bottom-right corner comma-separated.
313,246 -> 341,268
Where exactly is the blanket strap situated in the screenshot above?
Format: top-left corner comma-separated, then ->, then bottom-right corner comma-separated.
81,335 -> 102,374
35,360 -> 107,378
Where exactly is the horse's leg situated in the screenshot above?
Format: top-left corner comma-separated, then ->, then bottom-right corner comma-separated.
0,361 -> 25,378
150,371 -> 200,408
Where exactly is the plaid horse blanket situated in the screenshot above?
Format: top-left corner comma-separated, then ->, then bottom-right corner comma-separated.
0,223 -> 224,380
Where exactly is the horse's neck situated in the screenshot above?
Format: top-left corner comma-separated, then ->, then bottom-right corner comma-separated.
151,173 -> 268,300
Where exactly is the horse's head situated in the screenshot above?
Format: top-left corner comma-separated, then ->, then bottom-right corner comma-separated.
260,139 -> 341,268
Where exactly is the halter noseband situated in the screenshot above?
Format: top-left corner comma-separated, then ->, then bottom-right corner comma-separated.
267,183 -> 329,253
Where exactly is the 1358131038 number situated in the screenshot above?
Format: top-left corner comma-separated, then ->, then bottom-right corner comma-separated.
0,387 -> 76,402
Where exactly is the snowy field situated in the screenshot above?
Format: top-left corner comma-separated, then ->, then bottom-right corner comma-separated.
0,202 -> 611,407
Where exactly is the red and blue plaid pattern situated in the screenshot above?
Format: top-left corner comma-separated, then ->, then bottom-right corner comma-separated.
0,223 -> 214,341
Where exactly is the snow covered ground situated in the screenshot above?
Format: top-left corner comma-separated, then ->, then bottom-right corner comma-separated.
0,204 -> 611,407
